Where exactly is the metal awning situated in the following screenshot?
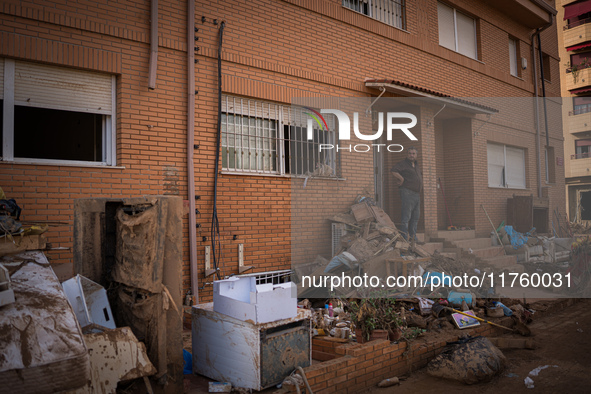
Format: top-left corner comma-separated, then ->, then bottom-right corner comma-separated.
365,79 -> 498,114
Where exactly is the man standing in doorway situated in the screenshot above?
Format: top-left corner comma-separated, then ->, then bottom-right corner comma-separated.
391,147 -> 422,242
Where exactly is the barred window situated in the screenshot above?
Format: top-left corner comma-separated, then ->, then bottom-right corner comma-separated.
221,96 -> 337,177
342,0 -> 406,30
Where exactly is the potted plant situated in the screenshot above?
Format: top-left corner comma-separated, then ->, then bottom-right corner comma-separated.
347,296 -> 402,343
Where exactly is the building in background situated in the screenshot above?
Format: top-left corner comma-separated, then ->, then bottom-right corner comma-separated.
0,0 -> 563,302
558,0 -> 591,222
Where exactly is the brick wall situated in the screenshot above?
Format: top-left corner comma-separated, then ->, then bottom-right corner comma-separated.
301,297 -> 578,394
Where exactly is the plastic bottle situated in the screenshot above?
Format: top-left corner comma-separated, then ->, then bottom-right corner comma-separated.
328,302 -> 334,317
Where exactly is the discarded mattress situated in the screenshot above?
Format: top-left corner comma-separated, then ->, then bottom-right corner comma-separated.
0,251 -> 90,393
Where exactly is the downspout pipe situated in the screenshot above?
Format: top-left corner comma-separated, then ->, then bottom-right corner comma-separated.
148,0 -> 158,89
530,17 -> 554,198
187,0 -> 198,302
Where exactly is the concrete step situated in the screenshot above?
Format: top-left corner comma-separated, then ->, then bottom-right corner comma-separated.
452,237 -> 493,250
481,255 -> 518,269
433,229 -> 475,241
421,242 -> 444,254
470,246 -> 505,259
439,252 -> 457,259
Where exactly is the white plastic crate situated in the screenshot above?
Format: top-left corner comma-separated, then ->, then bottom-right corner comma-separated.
62,274 -> 116,330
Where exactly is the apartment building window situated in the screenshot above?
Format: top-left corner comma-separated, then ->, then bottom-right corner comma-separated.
342,0 -> 406,30
564,1 -> 591,29
1,58 -> 116,165
487,143 -> 526,189
573,96 -> 591,115
221,96 -> 337,177
437,2 -> 477,59
542,53 -> 551,82
509,37 -> 519,77
575,139 -> 591,159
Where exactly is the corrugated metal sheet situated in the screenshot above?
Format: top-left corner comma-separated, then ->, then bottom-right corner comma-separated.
14,61 -> 112,115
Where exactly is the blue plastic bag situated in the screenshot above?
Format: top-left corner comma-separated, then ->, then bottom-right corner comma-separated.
183,349 -> 193,375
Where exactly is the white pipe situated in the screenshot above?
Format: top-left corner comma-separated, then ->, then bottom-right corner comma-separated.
148,0 -> 158,89
187,0 -> 198,302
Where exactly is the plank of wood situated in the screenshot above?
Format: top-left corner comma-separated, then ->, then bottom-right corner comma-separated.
0,234 -> 47,256
370,205 -> 396,228
351,202 -> 374,222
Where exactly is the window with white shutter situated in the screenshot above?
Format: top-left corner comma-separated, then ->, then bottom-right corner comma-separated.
1,58 -> 116,165
509,38 -> 518,77
437,2 -> 478,60
487,143 -> 526,189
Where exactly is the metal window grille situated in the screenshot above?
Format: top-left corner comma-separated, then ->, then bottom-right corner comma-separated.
343,0 -> 406,30
221,95 -> 337,177
332,223 -> 347,257
236,269 -> 292,285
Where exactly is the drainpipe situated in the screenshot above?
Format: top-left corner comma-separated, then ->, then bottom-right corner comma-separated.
187,0 -> 199,302
148,0 -> 158,89
530,17 -> 554,198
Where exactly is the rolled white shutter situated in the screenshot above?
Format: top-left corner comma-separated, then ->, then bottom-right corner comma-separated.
14,61 -> 112,115
487,143 -> 505,187
506,146 -> 526,188
438,2 -> 455,51
456,11 -> 476,59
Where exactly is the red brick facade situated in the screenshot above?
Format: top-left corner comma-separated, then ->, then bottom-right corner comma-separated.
0,0 -> 565,302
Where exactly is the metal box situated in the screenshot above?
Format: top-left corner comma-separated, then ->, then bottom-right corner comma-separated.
192,303 -> 311,390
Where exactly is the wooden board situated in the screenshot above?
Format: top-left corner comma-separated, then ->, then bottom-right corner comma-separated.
370,205 -> 396,228
0,234 -> 47,256
351,202 -> 374,222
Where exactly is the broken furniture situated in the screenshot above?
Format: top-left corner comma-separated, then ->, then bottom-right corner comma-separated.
73,196 -> 183,393
192,302 -> 311,391
507,194 -> 549,234
0,251 -> 90,393
71,326 -> 157,394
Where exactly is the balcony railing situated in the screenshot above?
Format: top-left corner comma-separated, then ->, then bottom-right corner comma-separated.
570,105 -> 591,116
565,17 -> 591,30
572,152 -> 591,159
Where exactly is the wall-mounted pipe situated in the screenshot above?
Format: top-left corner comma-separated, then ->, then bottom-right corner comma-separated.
148,0 -> 158,89
530,17 -> 553,198
187,0 -> 198,302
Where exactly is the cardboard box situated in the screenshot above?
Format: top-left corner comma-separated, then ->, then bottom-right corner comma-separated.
213,277 -> 297,324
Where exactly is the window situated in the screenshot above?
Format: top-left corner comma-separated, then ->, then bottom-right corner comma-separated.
1,59 -> 116,165
542,53 -> 551,82
437,2 -> 477,59
342,0 -> 406,30
573,96 -> 591,115
487,143 -> 526,189
221,96 -> 337,177
509,37 -> 519,77
575,139 -> 591,159
545,146 -> 555,183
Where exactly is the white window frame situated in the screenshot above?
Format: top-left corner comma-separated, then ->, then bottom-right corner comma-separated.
342,0 -> 406,30
437,2 -> 478,60
487,142 -> 526,189
509,37 -> 518,77
221,95 -> 338,178
1,59 -> 116,166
